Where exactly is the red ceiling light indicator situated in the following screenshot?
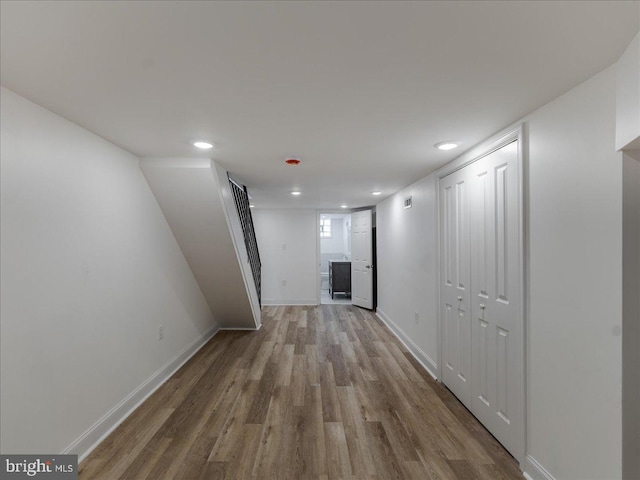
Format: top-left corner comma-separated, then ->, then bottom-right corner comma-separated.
285,157 -> 301,165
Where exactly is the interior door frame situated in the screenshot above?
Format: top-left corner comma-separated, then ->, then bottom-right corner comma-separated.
351,208 -> 374,310
315,208 -> 354,305
435,123 -> 527,464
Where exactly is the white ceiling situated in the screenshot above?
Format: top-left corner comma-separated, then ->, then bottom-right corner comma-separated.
1,1 -> 638,208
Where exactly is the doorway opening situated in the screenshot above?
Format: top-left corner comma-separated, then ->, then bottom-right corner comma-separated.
319,213 -> 352,304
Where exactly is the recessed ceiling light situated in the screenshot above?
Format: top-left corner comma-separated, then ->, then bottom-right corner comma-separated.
291,191 -> 302,196
371,191 -> 382,196
340,204 -> 348,209
249,204 -> 255,208
435,141 -> 460,151
193,141 -> 213,149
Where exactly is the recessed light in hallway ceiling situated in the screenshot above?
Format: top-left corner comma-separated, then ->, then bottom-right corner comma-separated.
435,141 -> 460,151
193,141 -> 213,149
291,191 -> 302,196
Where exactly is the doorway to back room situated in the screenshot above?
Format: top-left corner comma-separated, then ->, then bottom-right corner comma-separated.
319,213 -> 352,305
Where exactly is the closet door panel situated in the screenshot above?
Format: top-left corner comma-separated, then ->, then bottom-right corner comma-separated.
440,168 -> 471,405
469,141 -> 522,457
471,158 -> 497,424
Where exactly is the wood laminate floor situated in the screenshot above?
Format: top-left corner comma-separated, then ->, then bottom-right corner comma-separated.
79,305 -> 523,480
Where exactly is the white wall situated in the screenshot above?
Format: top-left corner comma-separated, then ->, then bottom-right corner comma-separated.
524,64 -> 623,480
376,65 -> 623,479
618,35 -> 640,478
376,175 -> 439,375
622,150 -> 640,480
320,217 -> 345,254
0,87 -> 217,456
616,31 -> 640,151
253,208 -> 318,305
343,216 -> 351,255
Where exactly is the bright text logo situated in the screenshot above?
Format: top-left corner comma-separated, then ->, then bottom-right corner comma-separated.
0,455 -> 77,480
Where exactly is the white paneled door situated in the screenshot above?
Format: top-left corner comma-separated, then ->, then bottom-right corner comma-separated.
439,167 -> 472,406
351,209 -> 373,310
439,140 -> 523,460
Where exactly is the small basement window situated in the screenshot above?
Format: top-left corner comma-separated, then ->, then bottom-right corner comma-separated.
320,218 -> 332,238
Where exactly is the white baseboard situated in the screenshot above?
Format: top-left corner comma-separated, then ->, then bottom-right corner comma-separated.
375,308 -> 439,380
523,455 -> 555,480
261,299 -> 318,306
221,325 -> 261,331
63,324 -> 220,463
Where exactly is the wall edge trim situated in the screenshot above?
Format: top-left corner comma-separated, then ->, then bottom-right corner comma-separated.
220,325 -> 262,331
523,454 -> 555,480
375,308 -> 438,380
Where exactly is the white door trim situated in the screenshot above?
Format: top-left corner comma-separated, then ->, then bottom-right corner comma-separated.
435,123 -> 527,464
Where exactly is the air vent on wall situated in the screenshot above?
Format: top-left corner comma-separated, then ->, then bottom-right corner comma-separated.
404,196 -> 413,209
